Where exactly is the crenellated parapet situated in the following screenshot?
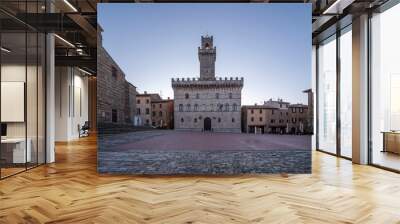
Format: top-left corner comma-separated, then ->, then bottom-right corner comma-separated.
171,76 -> 244,88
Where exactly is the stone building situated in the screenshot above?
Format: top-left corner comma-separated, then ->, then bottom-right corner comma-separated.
151,98 -> 174,129
242,98 -> 310,134
134,92 -> 161,127
172,35 -> 243,132
97,26 -> 136,128
303,89 -> 314,134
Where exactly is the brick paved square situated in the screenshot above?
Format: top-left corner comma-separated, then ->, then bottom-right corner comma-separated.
98,130 -> 311,174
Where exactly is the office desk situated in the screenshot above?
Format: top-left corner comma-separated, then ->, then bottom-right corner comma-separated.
1,138 -> 31,163
382,131 -> 400,154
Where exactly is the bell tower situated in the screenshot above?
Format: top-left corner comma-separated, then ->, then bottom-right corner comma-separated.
198,35 -> 216,80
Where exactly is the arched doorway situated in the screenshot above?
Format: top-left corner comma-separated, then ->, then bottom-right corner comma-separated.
204,117 -> 212,131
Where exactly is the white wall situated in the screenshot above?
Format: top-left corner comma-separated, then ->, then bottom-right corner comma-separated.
55,67 -> 89,141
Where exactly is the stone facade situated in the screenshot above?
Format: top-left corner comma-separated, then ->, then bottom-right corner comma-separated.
97,26 -> 136,127
151,99 -> 174,129
303,89 -> 314,134
172,35 -> 243,133
242,97 -> 311,134
134,93 -> 161,127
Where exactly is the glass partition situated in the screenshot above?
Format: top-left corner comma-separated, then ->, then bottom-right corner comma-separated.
317,35 -> 337,154
339,27 -> 352,158
0,2 -> 46,179
370,3 -> 400,171
1,31 -> 28,177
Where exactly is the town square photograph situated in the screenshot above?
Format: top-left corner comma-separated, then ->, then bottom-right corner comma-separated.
97,4 -> 312,174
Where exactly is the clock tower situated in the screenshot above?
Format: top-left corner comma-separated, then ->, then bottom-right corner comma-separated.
198,35 -> 216,80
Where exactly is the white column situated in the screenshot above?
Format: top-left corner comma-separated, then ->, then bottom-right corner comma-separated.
352,14 -> 369,164
46,32 -> 55,163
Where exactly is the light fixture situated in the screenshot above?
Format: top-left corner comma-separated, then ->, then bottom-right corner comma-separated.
63,0 -> 78,12
54,34 -> 75,48
322,0 -> 355,15
78,67 -> 93,76
1,47 -> 11,53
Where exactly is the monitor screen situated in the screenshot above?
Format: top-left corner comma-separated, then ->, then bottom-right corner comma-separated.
1,123 -> 7,137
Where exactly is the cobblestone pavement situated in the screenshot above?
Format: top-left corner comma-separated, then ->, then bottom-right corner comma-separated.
98,130 -> 311,174
98,130 -> 311,152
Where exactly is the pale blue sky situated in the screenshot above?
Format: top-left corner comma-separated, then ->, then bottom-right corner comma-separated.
98,4 -> 311,105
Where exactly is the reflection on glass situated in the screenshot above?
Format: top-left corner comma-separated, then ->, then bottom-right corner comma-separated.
371,3 -> 400,171
340,28 -> 352,158
1,32 -> 27,177
318,36 -> 337,154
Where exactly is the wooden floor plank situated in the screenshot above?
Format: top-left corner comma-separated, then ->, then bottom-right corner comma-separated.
0,135 -> 400,223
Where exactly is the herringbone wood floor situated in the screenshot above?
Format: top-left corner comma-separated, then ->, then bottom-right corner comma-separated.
1,135 -> 400,224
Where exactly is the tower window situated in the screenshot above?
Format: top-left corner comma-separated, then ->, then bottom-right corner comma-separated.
233,104 -> 238,111
181,118 -> 184,123
185,93 -> 189,99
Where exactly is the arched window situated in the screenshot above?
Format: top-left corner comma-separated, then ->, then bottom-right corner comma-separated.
229,93 -> 232,99
217,104 -> 223,111
194,118 -> 198,123
179,104 -> 183,112
218,118 -> 221,123
232,118 -> 235,123
186,104 -> 191,111
225,104 -> 229,111
233,103 -> 238,111
181,118 -> 184,123
194,104 -> 198,111
185,93 -> 189,99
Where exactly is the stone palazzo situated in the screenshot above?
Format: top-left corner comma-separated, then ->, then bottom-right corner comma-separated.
172,35 -> 243,133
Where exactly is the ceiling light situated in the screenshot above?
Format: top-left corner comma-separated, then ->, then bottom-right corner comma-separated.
54,34 -> 75,48
78,67 -> 93,76
323,0 -> 355,15
63,0 -> 78,12
1,47 -> 11,53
